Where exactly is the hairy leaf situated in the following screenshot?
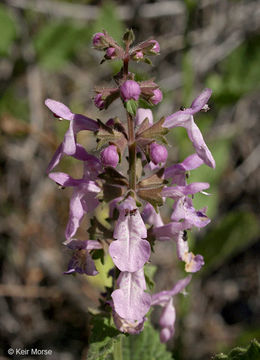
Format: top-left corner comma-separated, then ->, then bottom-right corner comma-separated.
137,117 -> 169,144
87,315 -> 122,360
122,322 -> 173,360
138,186 -> 164,209
212,339 -> 260,360
138,168 -> 167,189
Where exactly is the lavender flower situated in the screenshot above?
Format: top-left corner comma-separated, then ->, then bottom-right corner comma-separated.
64,239 -> 102,276
48,150 -> 101,240
112,268 -> 151,322
163,89 -> 215,168
151,276 -> 192,342
45,99 -> 98,156
109,198 -> 150,273
46,29 -> 216,344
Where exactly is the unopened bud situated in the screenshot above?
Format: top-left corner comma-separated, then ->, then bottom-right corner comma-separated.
132,51 -> 144,61
123,28 -> 135,45
151,40 -> 160,54
106,47 -> 116,59
106,118 -> 115,127
94,93 -> 105,110
151,88 -> 163,105
120,80 -> 141,101
150,142 -> 168,164
100,145 -> 119,168
92,32 -> 105,48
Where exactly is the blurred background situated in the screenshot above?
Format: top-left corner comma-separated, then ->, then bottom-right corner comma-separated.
0,0 -> 259,359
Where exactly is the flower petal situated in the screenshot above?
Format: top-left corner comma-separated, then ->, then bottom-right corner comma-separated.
190,88 -> 212,113
111,269 -> 151,321
46,143 -> 64,173
187,119 -> 215,168
45,99 -> 74,120
142,203 -> 164,227
153,221 -> 189,241
162,182 -> 210,198
109,206 -> 150,272
135,108 -> 153,126
164,153 -> 204,185
163,111 -> 192,129
63,120 -> 76,155
48,172 -> 82,187
151,275 -> 192,306
73,113 -> 99,132
159,299 -> 176,343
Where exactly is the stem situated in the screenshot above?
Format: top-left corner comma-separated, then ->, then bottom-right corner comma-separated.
123,44 -> 136,192
113,336 -> 123,360
123,43 -> 129,77
127,112 -> 136,191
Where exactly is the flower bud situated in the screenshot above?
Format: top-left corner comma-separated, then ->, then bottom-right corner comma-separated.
100,145 -> 119,168
151,40 -> 160,54
92,32 -> 105,48
133,51 -> 144,61
151,88 -> 163,105
94,93 -> 105,110
120,80 -> 141,101
106,47 -> 116,59
106,118 -> 115,127
150,142 -> 168,164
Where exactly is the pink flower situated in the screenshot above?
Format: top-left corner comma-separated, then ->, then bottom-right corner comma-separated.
94,93 -> 105,110
151,276 -> 191,342
164,89 -> 215,168
109,198 -> 150,273
92,32 -> 105,48
106,47 -> 116,59
150,88 -> 163,105
150,142 -> 168,164
112,268 -> 151,322
100,145 -> 119,168
135,108 -> 153,126
45,99 -> 98,159
120,80 -> 141,101
151,40 -> 160,54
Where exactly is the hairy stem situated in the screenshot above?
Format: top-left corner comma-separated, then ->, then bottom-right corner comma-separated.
127,110 -> 136,191
113,336 -> 123,360
123,44 -> 136,191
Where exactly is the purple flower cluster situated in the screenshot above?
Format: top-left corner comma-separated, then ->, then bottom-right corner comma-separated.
45,30 -> 215,343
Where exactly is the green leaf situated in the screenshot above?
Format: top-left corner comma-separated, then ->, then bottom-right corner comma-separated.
144,264 -> 157,290
0,4 -> 17,56
138,169 -> 167,189
126,99 -> 138,116
212,339 -> 260,360
96,119 -> 127,153
137,117 -> 169,144
137,185 -> 164,210
87,315 -> 123,360
122,322 -> 173,360
195,211 -> 260,273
